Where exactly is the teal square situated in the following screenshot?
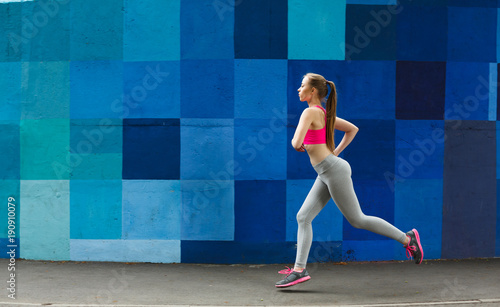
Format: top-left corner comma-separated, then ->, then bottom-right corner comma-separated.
0,62 -> 21,120
21,61 -> 70,119
21,0 -> 70,61
124,0 -> 180,61
288,0 -> 345,60
0,2 -> 22,61
20,180 -> 70,260
70,180 -> 122,239
122,180 -> 181,240
70,0 -> 123,60
20,119 -> 70,180
0,121 -> 19,180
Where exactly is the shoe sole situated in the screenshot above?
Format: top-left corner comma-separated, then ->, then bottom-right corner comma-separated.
412,228 -> 424,264
275,276 -> 311,288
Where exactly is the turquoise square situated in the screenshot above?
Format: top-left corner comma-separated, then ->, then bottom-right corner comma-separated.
70,180 -> 122,239
21,61 -> 70,119
0,62 -> 21,120
20,180 -> 70,260
181,180 -> 234,241
0,2 -> 22,61
288,0 -> 345,60
124,0 -> 180,61
0,121 -> 19,180
395,179 -> 443,260
122,180 -> 181,239
70,0 -> 123,60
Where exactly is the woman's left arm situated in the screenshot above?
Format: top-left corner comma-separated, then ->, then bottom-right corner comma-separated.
333,117 -> 359,156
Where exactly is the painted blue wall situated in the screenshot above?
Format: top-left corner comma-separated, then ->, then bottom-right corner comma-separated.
0,0 -> 499,264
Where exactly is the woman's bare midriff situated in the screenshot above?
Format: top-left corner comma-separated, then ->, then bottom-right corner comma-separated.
304,143 -> 334,166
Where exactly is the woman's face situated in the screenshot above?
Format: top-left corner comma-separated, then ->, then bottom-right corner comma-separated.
297,77 -> 313,102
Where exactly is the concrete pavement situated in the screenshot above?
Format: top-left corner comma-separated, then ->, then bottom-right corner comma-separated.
0,258 -> 499,307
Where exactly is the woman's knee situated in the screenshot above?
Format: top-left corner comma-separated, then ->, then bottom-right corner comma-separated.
296,211 -> 310,225
347,215 -> 366,229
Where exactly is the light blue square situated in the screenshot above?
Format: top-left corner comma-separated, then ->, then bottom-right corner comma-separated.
181,119 -> 234,180
20,180 -> 70,260
181,180 -> 234,241
70,239 -> 180,263
123,61 -> 180,118
21,61 -> 69,119
234,119 -> 286,180
395,179 -> 443,260
122,180 -> 181,240
286,180 -> 343,242
181,0 -> 234,59
124,0 -> 180,61
70,61 -> 123,119
70,180 -> 122,239
445,62 -> 489,121
70,0 -> 123,60
235,60 -> 287,119
395,120 -> 444,180
0,62 -> 21,120
288,0 -> 345,60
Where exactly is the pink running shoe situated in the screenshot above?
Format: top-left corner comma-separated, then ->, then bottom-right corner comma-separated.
275,267 -> 311,288
405,229 -> 424,264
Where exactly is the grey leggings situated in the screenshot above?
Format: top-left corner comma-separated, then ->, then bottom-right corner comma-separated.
295,154 -> 407,268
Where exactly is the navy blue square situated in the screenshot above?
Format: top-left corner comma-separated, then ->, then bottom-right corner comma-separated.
234,0 -> 287,59
396,61 -> 446,120
181,60 -> 234,118
345,4 -> 397,61
397,5 -> 447,61
235,180 -> 286,242
123,119 -> 180,179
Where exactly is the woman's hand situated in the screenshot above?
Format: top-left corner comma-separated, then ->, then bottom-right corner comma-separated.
332,148 -> 339,156
295,144 -> 306,152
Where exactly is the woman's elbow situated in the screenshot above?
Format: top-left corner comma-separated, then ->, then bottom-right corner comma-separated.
291,139 -> 302,150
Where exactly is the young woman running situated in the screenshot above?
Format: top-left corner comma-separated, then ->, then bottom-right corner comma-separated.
275,73 -> 424,288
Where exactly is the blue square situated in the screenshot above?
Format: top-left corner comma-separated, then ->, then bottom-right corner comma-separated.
288,0 -> 345,60
397,5 -> 447,61
448,0 -> 498,7
235,180 -> 286,242
0,180 -> 19,240
235,60 -> 287,119
234,0 -> 287,59
181,180 -> 234,241
124,0 -> 180,61
287,126 -> 317,180
0,121 -> 19,180
181,0 -> 233,59
342,179 -> 395,241
446,62 -> 490,121
70,61 -> 123,119
235,119 -> 286,180
123,61 -> 180,118
122,180 -> 181,240
343,240 -> 397,261
181,119 -> 233,180
345,4 -> 397,61
0,3 -> 22,61
21,0 -> 70,61
395,120 -> 444,181
396,61 -> 446,120
344,119 -> 395,182
448,7 -> 497,62
123,119 -> 180,180
21,61 -> 70,119
286,180 -> 344,242
497,180 -> 500,257
70,0 -> 123,60
70,180 -> 122,239
0,62 -> 21,120
181,60 -> 234,118
395,179 -> 443,260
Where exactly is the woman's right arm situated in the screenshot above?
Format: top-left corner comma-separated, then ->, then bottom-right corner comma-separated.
333,117 -> 358,156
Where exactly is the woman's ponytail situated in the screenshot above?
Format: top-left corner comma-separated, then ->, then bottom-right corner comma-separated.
325,81 -> 337,153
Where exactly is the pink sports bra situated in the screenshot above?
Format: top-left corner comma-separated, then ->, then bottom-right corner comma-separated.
303,106 -> 326,145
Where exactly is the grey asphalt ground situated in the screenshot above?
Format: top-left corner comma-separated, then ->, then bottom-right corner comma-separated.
0,258 -> 499,307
